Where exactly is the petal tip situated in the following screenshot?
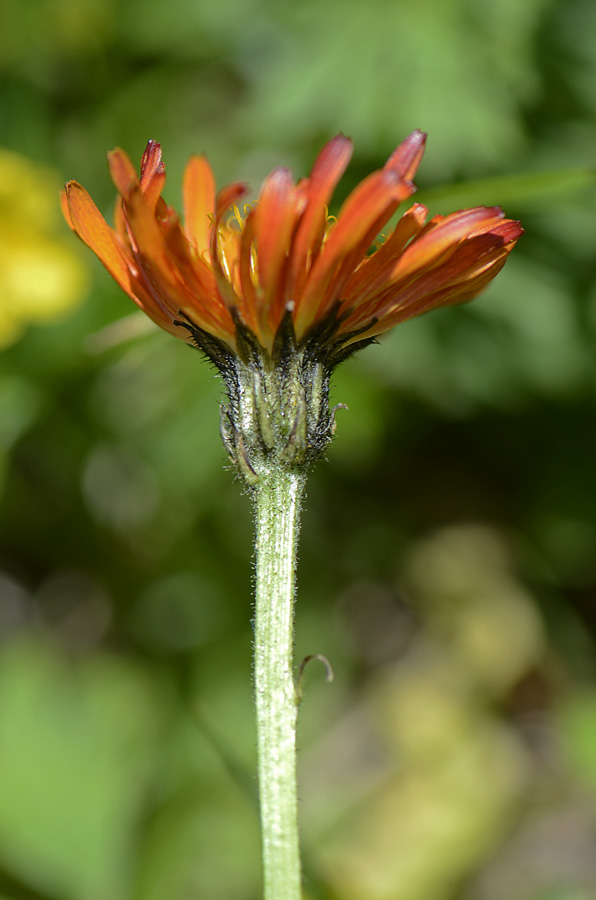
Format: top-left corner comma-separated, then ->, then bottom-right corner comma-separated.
385,130 -> 427,182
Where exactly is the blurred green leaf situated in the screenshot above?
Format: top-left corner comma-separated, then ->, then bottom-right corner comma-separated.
0,378 -> 44,450
561,690 -> 596,792
417,167 -> 596,214
0,640 -> 169,900
537,890 -> 593,900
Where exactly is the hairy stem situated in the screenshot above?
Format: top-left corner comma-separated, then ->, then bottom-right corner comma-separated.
253,467 -> 306,900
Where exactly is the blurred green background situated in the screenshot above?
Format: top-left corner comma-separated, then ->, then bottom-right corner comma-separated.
2,0 -> 596,898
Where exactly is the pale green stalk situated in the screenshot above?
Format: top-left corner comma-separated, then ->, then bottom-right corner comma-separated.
218,338 -> 333,898
252,467 -> 306,900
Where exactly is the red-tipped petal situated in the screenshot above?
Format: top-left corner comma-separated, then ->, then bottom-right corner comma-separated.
340,209 -> 522,340
64,180 -> 182,333
287,135 -> 353,295
295,169 -> 415,333
118,185 -> 188,308
360,230 -> 518,333
488,219 -> 524,243
389,207 -> 506,281
321,170 -> 413,263
380,253 -> 512,330
140,140 -> 164,190
384,130 -> 427,181
122,185 -> 233,341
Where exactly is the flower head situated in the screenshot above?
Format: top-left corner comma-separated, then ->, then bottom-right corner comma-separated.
62,133 -> 522,371
63,134 -> 522,479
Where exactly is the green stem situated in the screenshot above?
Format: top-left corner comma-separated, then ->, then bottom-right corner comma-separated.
253,467 -> 307,900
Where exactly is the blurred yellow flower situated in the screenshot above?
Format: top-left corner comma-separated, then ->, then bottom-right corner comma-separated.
0,149 -> 89,348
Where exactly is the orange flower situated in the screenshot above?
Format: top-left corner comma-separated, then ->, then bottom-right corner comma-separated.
62,133 -> 522,371
63,134 -> 523,476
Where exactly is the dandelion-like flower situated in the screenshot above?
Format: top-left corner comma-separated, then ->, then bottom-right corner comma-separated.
62,135 -> 524,899
63,132 -> 522,481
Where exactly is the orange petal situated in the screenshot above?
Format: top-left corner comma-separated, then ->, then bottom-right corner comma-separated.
380,255 -> 511,329
364,233 -> 516,330
308,133 -> 354,186
60,187 -> 75,230
421,230 -> 516,286
139,141 -> 167,211
166,227 -> 236,339
389,207 -> 506,281
119,184 -> 196,314
65,181 -> 136,291
295,169 -> 415,334
113,197 -> 129,246
341,203 -> 428,306
203,183 -> 250,316
215,183 -> 248,221
253,167 -> 297,327
485,219 -> 524,243
107,148 -> 139,198
384,130 -> 427,181
140,140 -> 164,190
183,154 -> 216,255
121,184 -> 228,338
236,211 -> 260,335
340,215 -> 522,338
318,170 -> 413,267
66,182 -> 182,328
145,172 -> 167,214
287,134 -> 353,297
